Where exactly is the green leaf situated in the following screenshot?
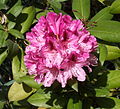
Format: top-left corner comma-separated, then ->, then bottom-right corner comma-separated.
72,0 -> 90,20
0,30 -> 8,47
67,98 -> 82,109
95,97 -> 115,108
0,101 -> 5,109
89,21 -> 120,42
109,97 -> 120,109
0,0 -> 8,4
106,45 -> 120,60
99,44 -> 108,65
6,39 -> 19,58
111,0 -> 120,14
9,29 -> 24,39
20,76 -> 42,89
27,93 -> 51,108
8,5 -> 23,17
0,49 -> 8,65
50,1 -> 61,9
7,21 -> 16,30
12,47 -> 27,82
51,0 -> 67,2
95,88 -> 109,97
90,7 -> 113,23
8,82 -> 33,102
0,2 -> 7,10
7,0 -> 22,14
36,9 -> 53,20
0,24 -> 4,30
49,2 -> 66,14
20,6 -> 36,33
107,70 -> 120,89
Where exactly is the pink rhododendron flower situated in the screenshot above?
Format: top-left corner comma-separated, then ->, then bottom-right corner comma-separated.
24,12 -> 97,88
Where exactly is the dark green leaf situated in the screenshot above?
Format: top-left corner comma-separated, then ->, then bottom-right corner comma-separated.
0,30 -> 8,47
0,2 -> 7,10
72,0 -> 90,20
0,49 -> 8,65
49,2 -> 66,14
6,40 -> 19,58
109,97 -> 120,109
12,47 -> 27,82
106,45 -> 120,60
111,0 -> 120,14
95,97 -> 115,108
67,98 -> 82,109
89,21 -> 120,42
8,82 -> 33,102
99,44 -> 108,65
50,1 -> 61,9
9,29 -> 24,39
107,70 -> 120,89
20,6 -> 36,33
90,7 -> 113,23
20,76 -> 42,89
27,93 -> 51,108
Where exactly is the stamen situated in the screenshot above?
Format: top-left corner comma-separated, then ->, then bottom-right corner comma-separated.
56,34 -> 59,40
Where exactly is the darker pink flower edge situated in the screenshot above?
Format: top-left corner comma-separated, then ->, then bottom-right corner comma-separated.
24,12 -> 97,87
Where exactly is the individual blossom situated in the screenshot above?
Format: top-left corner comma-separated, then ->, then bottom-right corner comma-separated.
24,12 -> 97,88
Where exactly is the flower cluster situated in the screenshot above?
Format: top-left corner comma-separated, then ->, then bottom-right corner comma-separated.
24,12 -> 97,87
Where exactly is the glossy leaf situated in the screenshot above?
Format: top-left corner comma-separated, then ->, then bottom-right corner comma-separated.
99,44 -> 108,65
27,93 -> 51,108
50,1 -> 61,9
20,6 -> 36,33
12,48 -> 27,82
90,7 -> 113,23
95,88 -> 109,97
72,0 -> 90,20
0,30 -> 8,47
106,45 -> 120,60
8,82 -> 33,102
111,0 -> 120,14
9,29 -> 24,39
20,76 -> 42,89
0,49 -> 8,65
8,6 -> 23,17
107,70 -> 120,89
6,39 -> 19,58
7,21 -> 16,30
49,2 -> 66,14
89,21 -> 120,42
7,0 -> 22,14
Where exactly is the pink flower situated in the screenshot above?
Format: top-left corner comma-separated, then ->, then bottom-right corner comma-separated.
24,12 -> 97,88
